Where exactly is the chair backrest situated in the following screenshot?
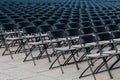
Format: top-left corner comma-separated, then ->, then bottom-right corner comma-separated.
48,30 -> 66,39
114,19 -> 120,24
58,18 -> 68,24
70,18 -> 79,23
40,16 -> 48,21
106,24 -> 119,31
97,32 -> 113,41
18,21 -> 32,29
11,15 -> 20,19
0,19 -> 11,24
94,26 -> 107,33
50,15 -> 59,20
68,22 -> 80,29
54,23 -> 67,30
81,17 -> 90,22
32,20 -> 43,27
39,24 -> 52,33
103,19 -> 112,25
81,21 -> 92,27
92,21 -> 104,27
0,16 -> 8,19
101,16 -> 110,20
112,31 -> 120,39
27,17 -> 37,22
14,18 -> 25,23
79,34 -> 96,44
23,26 -> 39,34
66,28 -> 80,37
81,27 -> 94,34
46,19 -> 56,25
1,23 -> 17,31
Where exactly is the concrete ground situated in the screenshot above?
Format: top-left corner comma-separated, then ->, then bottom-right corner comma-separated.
0,47 -> 120,80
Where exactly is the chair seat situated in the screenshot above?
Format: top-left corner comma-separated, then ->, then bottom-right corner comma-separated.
23,35 -> 40,39
99,41 -> 112,45
6,37 -> 24,41
41,33 -> 48,37
59,38 -> 66,41
52,39 -> 63,42
104,50 -> 120,55
6,35 -> 40,41
28,41 -> 48,45
72,42 -> 96,49
86,53 -> 109,58
50,38 -> 66,43
85,42 -> 96,47
113,38 -> 120,42
68,36 -> 79,40
55,46 -> 76,51
72,45 -> 81,48
5,31 -> 23,35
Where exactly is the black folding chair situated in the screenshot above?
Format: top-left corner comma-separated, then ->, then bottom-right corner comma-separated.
23,26 -> 51,65
63,28 -> 80,68
109,31 -> 120,70
48,30 -> 77,73
1,23 -> 20,58
79,33 -> 113,79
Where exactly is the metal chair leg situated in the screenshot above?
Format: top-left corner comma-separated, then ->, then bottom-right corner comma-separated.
57,58 -> 64,74
103,57 -> 113,79
87,59 -> 97,80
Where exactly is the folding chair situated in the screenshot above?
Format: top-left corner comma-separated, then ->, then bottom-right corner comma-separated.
63,28 -> 80,68
109,31 -> 120,70
79,33 -> 113,79
49,30 -> 77,73
1,23 -> 20,58
24,25 -> 52,65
